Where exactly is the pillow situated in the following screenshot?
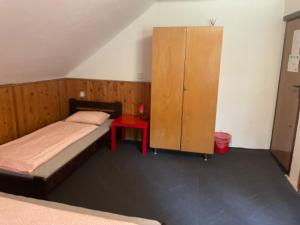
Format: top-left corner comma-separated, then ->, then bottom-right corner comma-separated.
65,111 -> 110,126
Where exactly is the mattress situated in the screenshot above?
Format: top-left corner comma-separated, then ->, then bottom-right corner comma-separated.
0,192 -> 161,225
0,119 -> 112,179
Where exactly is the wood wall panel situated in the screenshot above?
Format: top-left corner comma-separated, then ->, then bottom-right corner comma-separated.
65,79 -> 151,117
58,79 -> 69,119
13,80 -> 63,136
0,78 -> 150,144
66,78 -> 151,140
0,86 -> 18,144
65,79 -> 89,100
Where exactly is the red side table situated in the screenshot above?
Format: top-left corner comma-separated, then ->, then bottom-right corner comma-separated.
111,115 -> 149,156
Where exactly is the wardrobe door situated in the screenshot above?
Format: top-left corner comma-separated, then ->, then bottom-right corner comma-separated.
150,27 -> 186,150
181,27 -> 223,154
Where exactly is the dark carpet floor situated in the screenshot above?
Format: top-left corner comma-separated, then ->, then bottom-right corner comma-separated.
48,141 -> 300,225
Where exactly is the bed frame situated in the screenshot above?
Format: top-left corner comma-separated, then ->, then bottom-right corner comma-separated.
0,99 -> 122,199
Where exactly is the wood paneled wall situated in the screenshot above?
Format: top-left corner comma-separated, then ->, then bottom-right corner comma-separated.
64,78 -> 151,116
14,80 -> 64,136
0,86 -> 18,144
0,78 -> 151,144
0,79 -> 66,143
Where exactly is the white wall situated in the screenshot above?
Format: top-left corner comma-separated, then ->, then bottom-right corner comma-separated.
68,0 -> 285,149
285,0 -> 300,15
0,0 -> 154,84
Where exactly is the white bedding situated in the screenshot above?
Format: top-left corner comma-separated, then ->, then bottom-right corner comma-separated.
0,192 -> 161,225
0,121 -> 99,174
0,119 -> 112,178
0,194 -> 138,225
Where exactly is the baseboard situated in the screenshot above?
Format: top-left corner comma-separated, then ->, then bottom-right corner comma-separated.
230,147 -> 269,151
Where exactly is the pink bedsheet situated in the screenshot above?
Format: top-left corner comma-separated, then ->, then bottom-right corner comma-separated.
0,195 -> 137,225
0,121 -> 98,174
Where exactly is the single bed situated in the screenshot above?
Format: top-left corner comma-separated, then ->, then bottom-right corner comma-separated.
0,192 -> 163,225
0,99 -> 122,199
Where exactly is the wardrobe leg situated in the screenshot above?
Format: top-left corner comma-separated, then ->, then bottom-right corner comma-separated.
153,148 -> 158,155
203,154 -> 212,162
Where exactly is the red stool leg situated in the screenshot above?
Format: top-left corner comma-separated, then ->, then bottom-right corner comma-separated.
142,126 -> 148,156
111,125 -> 116,152
121,127 -> 126,140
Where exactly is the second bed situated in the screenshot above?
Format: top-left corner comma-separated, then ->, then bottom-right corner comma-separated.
0,99 -> 122,198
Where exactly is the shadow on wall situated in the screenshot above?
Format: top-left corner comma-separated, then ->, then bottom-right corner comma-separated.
137,36 -> 152,81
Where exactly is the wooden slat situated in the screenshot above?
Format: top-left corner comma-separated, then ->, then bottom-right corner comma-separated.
58,79 -> 69,119
181,27 -> 223,154
13,80 -> 62,137
0,87 -> 18,144
150,27 -> 187,150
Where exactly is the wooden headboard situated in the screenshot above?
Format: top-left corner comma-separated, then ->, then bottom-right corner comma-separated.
69,99 -> 122,119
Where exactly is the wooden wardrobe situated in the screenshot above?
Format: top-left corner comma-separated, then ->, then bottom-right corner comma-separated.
150,27 -> 223,154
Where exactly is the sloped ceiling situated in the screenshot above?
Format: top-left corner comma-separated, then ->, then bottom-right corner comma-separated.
0,0 -> 155,84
